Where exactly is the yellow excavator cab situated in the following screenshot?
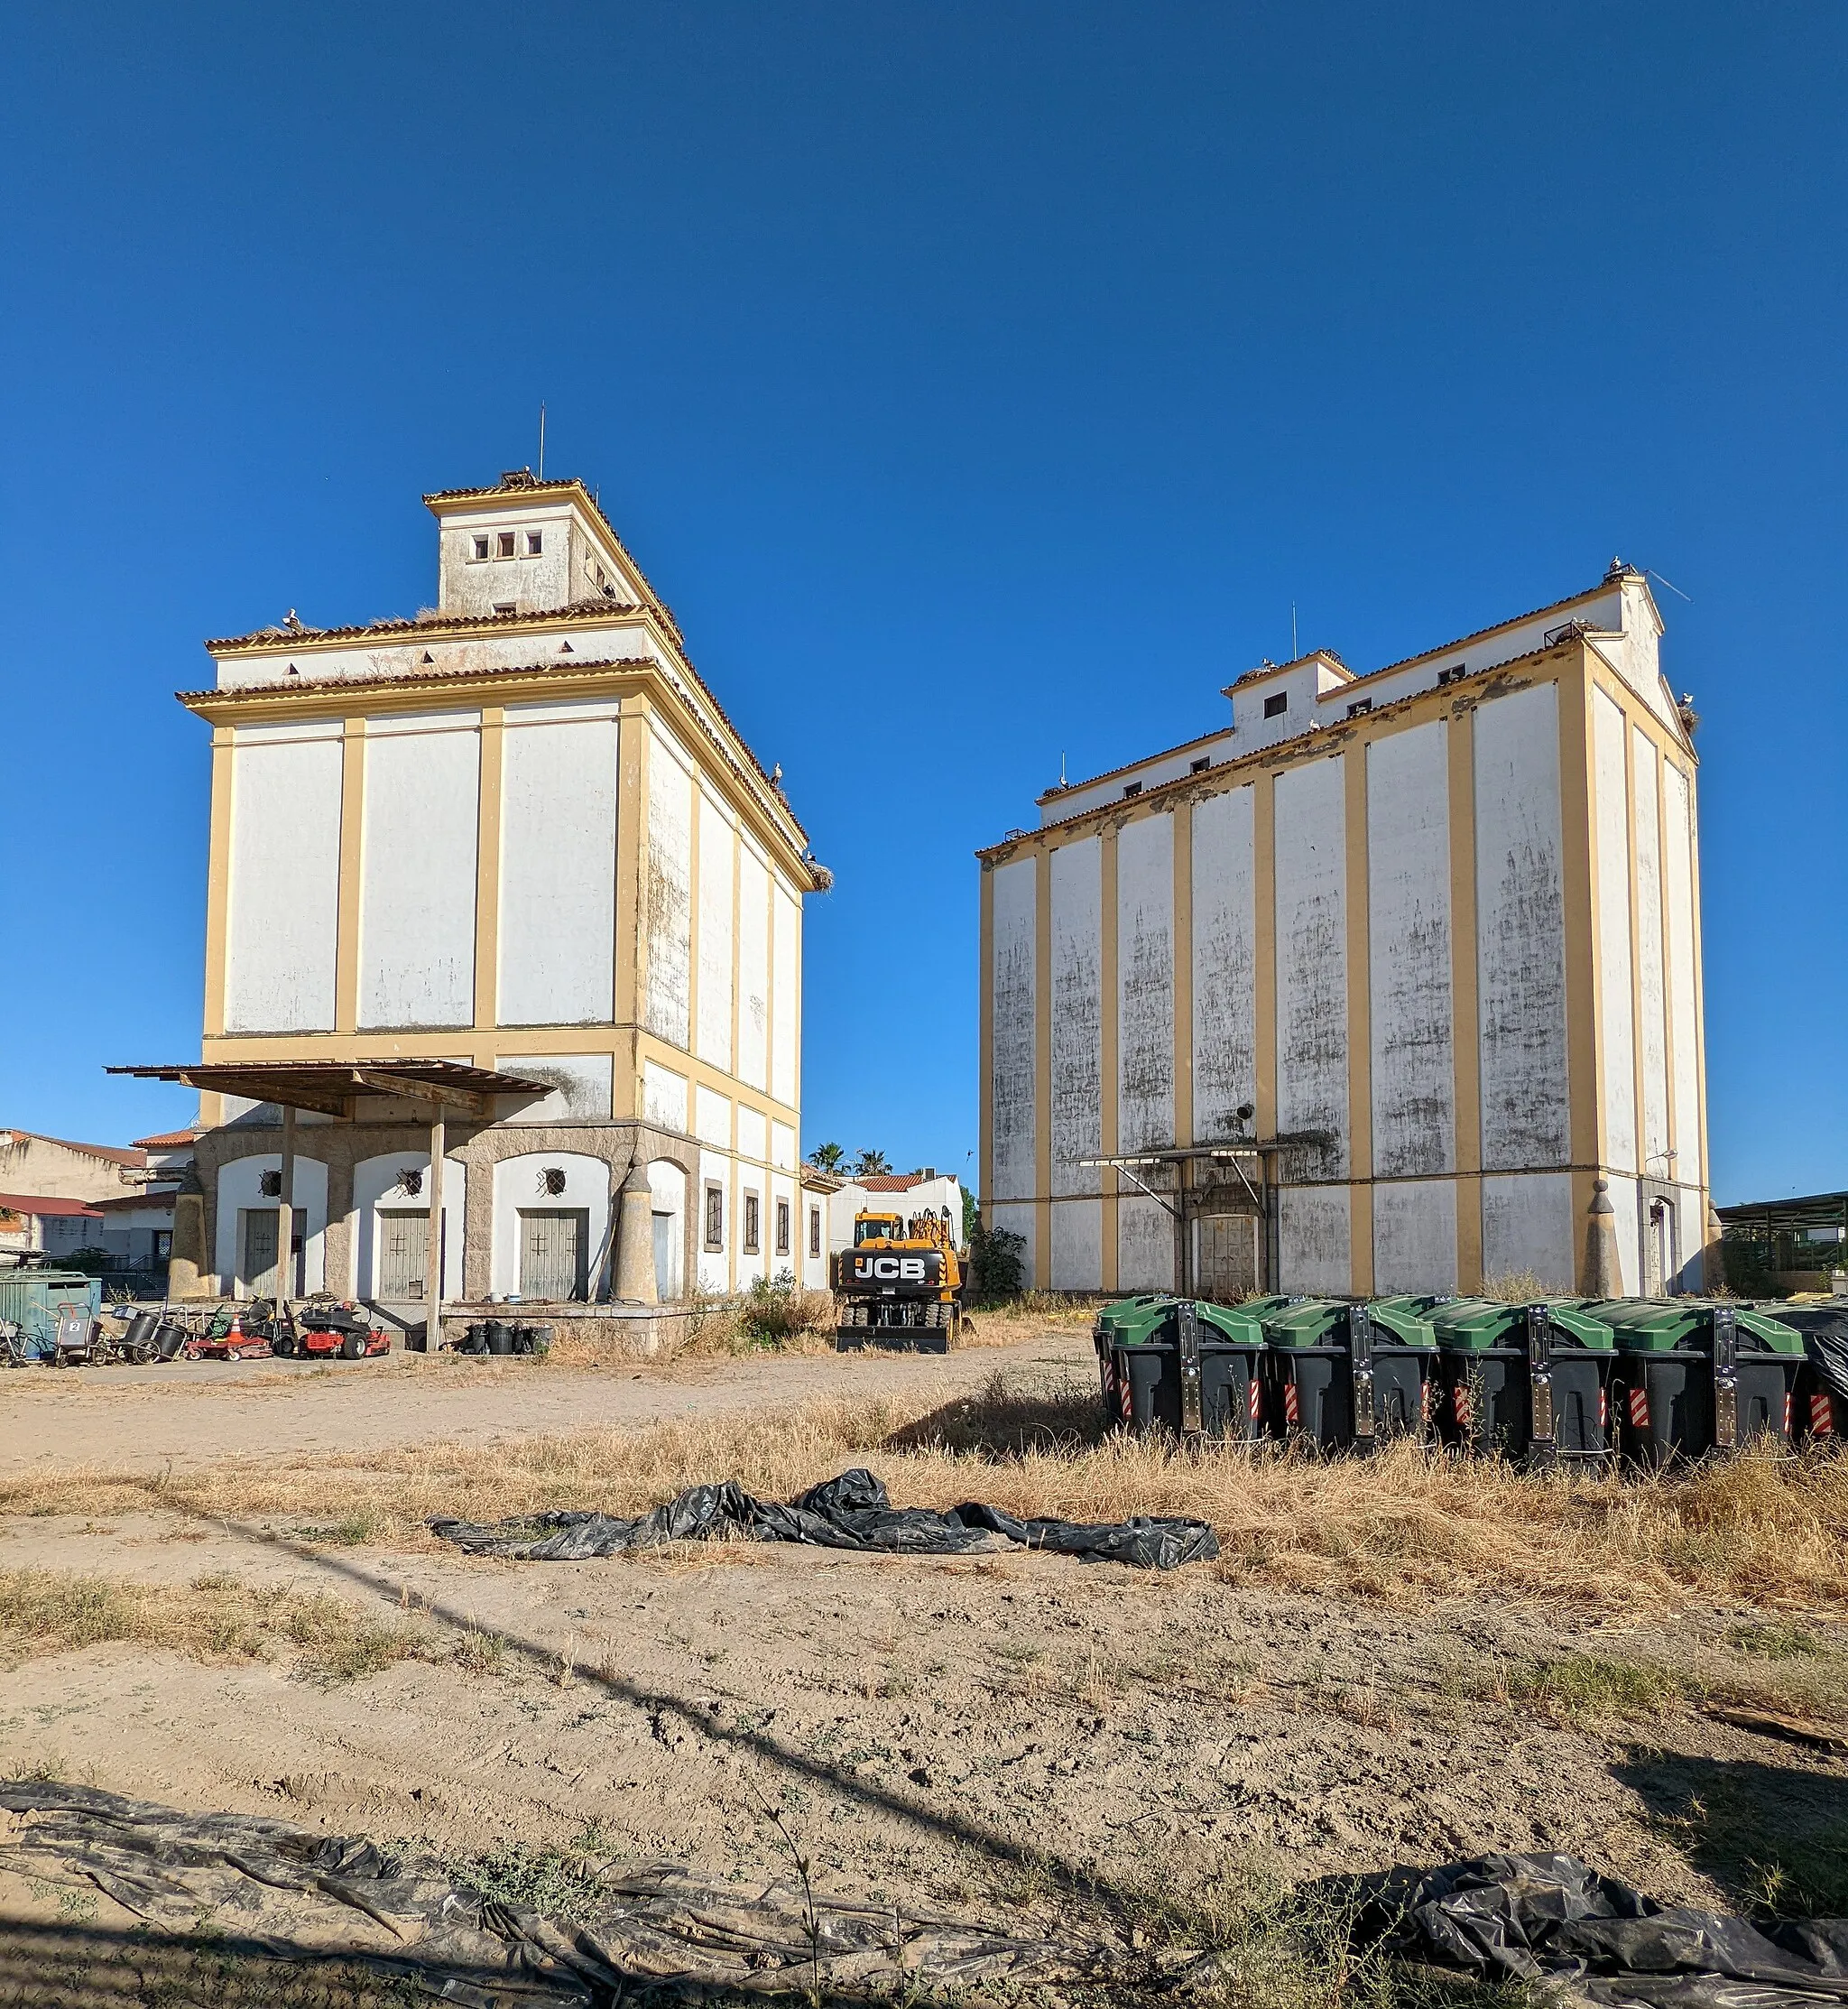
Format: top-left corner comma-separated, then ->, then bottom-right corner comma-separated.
834,1205 -> 965,1351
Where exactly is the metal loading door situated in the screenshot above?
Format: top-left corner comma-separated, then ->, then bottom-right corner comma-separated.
520,1208 -> 588,1301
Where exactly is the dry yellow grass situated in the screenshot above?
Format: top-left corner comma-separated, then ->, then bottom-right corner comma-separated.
0,1566 -> 441,1680
3,1370 -> 1844,1613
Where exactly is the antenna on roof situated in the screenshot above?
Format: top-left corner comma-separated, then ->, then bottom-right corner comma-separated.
1290,601 -> 1298,661
538,402 -> 546,481
1646,567 -> 1691,603
1059,750 -> 1067,786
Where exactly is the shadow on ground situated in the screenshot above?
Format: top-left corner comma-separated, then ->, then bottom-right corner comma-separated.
881,1373 -> 1108,1458
1612,1749 -> 1848,1916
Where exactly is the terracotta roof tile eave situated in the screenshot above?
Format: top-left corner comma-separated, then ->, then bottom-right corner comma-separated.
207,599 -> 647,653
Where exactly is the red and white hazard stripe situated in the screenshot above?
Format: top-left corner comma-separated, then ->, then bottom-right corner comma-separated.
1117,1373 -> 1132,1424
1247,1377 -> 1263,1422
1626,1384 -> 1649,1430
1283,1383 -> 1299,1428
1453,1384 -> 1471,1430
1810,1391 -> 1835,1438
1783,1391 -> 1794,1440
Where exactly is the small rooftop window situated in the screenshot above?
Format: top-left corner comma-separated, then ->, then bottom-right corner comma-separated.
497,532 -> 517,559
1190,755 -> 1211,773
471,535 -> 490,560
1346,699 -> 1372,718
1123,781 -> 1142,799
1437,662 -> 1469,686
493,601 -> 516,616
1263,691 -> 1289,718
525,531 -> 543,556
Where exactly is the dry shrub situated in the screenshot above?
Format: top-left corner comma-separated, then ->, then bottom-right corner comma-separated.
4,1373 -> 1846,1613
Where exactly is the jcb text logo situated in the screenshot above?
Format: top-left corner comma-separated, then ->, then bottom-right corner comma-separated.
853,1255 -> 928,1282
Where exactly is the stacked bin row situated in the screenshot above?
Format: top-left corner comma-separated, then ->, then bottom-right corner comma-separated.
1095,1292 -> 1821,1467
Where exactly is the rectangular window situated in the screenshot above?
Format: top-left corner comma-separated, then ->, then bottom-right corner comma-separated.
525,531 -> 543,555
1346,698 -> 1372,718
1123,780 -> 1142,798
1263,691 -> 1289,718
497,532 -> 517,558
775,1199 -> 790,1257
704,1183 -> 725,1251
744,1192 -> 761,1254
808,1207 -> 821,1258
493,601 -> 516,616
1190,755 -> 1210,773
1437,662 -> 1468,685
471,535 -> 490,560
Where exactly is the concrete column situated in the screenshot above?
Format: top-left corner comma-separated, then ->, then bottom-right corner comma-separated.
613,1161 -> 657,1305
1582,1177 -> 1621,1298
424,1107 -> 445,1346
277,1106 -> 297,1309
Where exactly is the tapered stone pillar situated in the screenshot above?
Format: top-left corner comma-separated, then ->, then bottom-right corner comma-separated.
613,1162 -> 657,1305
1582,1177 -> 1621,1299
168,1190 -> 209,1300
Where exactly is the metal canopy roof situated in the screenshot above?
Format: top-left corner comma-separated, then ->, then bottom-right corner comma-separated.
107,1059 -> 555,1121
1716,1190 -> 1848,1235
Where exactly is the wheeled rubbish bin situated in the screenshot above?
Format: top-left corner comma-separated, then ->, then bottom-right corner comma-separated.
1100,1297 -> 1269,1442
1590,1301 -> 1806,1467
1399,1297 -> 1615,1466
1254,1299 -> 1433,1452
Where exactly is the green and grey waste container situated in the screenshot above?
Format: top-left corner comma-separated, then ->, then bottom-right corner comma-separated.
1100,1297 -> 1268,1441
1408,1296 -> 1615,1465
1589,1301 -> 1806,1467
1364,1298 -> 1440,1439
1252,1299 -> 1428,1452
1094,1295 -> 1171,1421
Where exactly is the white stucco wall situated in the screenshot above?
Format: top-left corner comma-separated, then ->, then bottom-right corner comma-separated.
642,1060 -> 689,1133
1278,1187 -> 1350,1295
1191,782 -> 1256,1146
1050,1198 -> 1103,1291
213,1155 -> 329,1296
1474,684 -> 1569,1171
988,1201 -> 1037,1289
1117,1194 -> 1172,1292
696,791 -> 735,1071
736,843 -> 771,1093
1480,1172 -> 1575,1292
1116,812 -> 1175,1154
643,727 -> 694,1049
497,700 -> 617,1025
225,723 -> 344,1033
1593,690 -> 1637,1173
771,881 -> 800,1108
359,713 -> 479,1029
697,1146 -> 731,1293
1049,837 -> 1102,1198
352,1151 -> 467,1300
1273,758 -> 1348,1172
1372,1180 -> 1457,1294
495,1055 -> 613,1123
490,1151 -> 610,1301
694,1086 -> 730,1148
1367,721 -> 1454,1177
1607,1171 -> 1641,1296
989,858 -> 1038,1205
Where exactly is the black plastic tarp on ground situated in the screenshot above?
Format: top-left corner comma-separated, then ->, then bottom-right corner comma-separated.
1363,1852 -> 1848,2008
429,1467 -> 1219,1569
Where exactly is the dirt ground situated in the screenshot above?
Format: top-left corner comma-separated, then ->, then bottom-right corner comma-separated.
1,1323 -> 1844,1997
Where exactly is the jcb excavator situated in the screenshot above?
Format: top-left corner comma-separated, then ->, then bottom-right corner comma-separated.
833,1208 -> 966,1351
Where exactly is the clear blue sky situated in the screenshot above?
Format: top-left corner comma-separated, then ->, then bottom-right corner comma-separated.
1,2 -> 1842,1205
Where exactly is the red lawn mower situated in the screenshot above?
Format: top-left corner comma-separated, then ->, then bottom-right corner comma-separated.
274,1299 -> 393,1361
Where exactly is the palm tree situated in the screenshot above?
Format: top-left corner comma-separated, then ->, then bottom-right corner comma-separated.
806,1142 -> 845,1171
852,1149 -> 892,1178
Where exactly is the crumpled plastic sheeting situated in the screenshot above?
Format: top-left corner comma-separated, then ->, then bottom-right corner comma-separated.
0,1780 -> 1130,2006
1364,1852 -> 1848,2009
1772,1307 -> 1848,1406
429,1467 -> 1220,1569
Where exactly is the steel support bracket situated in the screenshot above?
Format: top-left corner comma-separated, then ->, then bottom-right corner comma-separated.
1348,1303 -> 1376,1450
1713,1307 -> 1739,1451
1526,1303 -> 1557,1463
1176,1298 -> 1204,1437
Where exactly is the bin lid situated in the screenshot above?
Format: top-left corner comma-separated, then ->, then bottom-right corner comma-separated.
1736,1307 -> 1805,1356
1252,1297 -> 1355,1346
1106,1297 -> 1181,1346
1195,1301 -> 1267,1346
1420,1297 -> 1523,1349
1365,1297 -> 1438,1349
1540,1300 -> 1616,1349
1581,1299 -> 1764,1350
1110,1298 -> 1265,1347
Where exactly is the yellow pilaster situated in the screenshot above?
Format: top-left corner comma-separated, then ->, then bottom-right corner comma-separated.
203,727 -> 236,1041
1099,826 -> 1120,1294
